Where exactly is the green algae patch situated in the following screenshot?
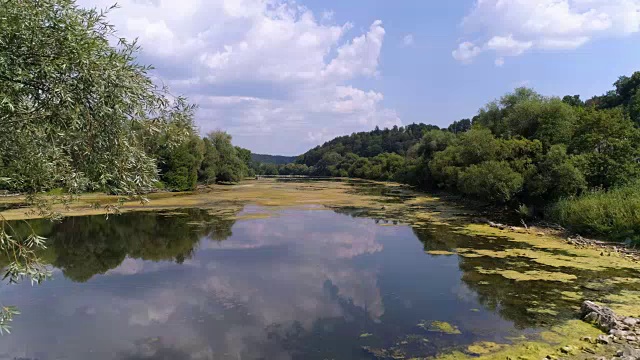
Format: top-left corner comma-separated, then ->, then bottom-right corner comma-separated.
459,223 -> 640,272
0,179 -> 392,221
599,290 -> 640,317
466,342 -> 503,355
435,320 -> 605,360
418,320 -> 461,334
476,268 -> 577,282
559,291 -> 583,301
457,248 -> 512,258
426,250 -> 456,256
604,277 -> 640,285
359,332 -> 373,338
526,307 -> 559,316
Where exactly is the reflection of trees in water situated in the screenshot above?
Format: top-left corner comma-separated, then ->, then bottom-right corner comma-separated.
15,208 -> 241,283
410,223 -> 610,329
333,205 -> 600,330
333,206 -> 566,328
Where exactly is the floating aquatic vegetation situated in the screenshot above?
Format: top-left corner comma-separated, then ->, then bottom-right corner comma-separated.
426,250 -> 456,256
418,320 -> 461,335
475,268 -> 577,283
466,341 -> 503,355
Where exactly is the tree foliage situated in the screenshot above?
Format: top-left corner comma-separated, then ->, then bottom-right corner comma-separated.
0,0 -> 195,195
0,0 -> 251,331
288,71 -> 640,238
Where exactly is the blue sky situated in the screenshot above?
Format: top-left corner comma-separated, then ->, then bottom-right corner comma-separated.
83,0 -> 640,155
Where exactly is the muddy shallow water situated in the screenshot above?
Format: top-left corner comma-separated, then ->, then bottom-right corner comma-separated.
1,180 -> 639,360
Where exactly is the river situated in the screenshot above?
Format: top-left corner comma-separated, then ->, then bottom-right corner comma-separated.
0,179 -> 638,360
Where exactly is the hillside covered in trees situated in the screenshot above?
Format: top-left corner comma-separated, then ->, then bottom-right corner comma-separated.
250,153 -> 297,165
260,72 -> 640,241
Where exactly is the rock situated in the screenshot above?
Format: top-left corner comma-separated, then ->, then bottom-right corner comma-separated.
626,336 -> 637,342
620,345 -> 640,358
582,336 -> 594,343
581,301 -> 623,332
623,318 -> 638,327
613,337 -> 626,344
561,345 -> 576,355
597,334 -> 611,344
582,346 -> 596,354
610,329 -> 630,338
616,350 -> 624,357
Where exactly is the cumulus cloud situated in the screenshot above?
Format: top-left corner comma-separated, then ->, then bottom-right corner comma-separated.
452,41 -> 482,63
453,0 -> 640,64
486,35 -> 533,56
79,0 -> 400,154
401,34 -> 414,47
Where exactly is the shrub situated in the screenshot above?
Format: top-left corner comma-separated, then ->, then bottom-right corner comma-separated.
458,161 -> 524,203
550,180 -> 640,242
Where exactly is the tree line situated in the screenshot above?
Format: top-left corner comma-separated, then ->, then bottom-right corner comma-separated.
153,130 -> 255,192
256,75 -> 640,241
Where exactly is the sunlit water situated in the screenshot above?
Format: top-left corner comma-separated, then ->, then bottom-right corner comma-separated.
1,183 -> 606,360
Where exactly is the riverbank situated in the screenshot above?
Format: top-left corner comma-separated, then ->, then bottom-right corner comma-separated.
0,179 -> 387,221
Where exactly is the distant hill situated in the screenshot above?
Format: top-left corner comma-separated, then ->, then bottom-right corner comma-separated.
297,123 -> 439,166
251,153 -> 297,165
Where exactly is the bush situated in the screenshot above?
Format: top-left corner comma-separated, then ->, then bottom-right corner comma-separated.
458,161 -> 524,203
550,180 -> 640,242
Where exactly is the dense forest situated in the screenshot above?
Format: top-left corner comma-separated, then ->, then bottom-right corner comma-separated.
255,73 -> 640,241
251,153 -> 297,165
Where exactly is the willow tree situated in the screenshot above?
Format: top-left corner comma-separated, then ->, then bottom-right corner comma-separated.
0,0 -> 195,332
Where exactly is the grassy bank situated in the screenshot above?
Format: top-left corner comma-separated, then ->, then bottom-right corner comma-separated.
550,180 -> 640,242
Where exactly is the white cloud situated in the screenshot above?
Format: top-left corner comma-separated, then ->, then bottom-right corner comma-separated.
402,34 -> 414,47
453,0 -> 640,63
452,41 -> 482,63
79,0 -> 399,155
486,35 -> 533,56
495,57 -> 505,67
321,10 -> 334,21
323,20 -> 385,80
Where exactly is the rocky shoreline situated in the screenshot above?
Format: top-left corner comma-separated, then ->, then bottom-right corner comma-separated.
580,301 -> 640,360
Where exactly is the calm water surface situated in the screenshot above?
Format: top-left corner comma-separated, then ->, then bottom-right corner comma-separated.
1,185 -> 588,360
